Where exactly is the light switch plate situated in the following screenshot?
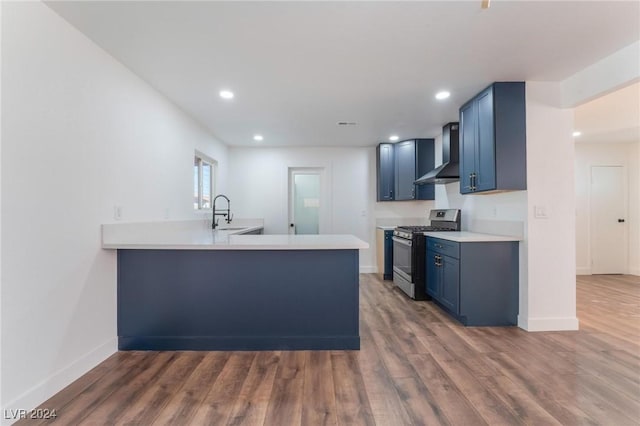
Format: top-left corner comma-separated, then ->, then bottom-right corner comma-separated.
534,205 -> 548,219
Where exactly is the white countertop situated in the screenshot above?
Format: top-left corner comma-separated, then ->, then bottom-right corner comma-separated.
376,225 -> 397,230
423,231 -> 521,242
102,220 -> 368,250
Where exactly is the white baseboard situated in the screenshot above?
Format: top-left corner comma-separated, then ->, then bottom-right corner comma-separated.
2,338 -> 117,425
518,315 -> 580,331
359,266 -> 377,274
577,266 -> 639,276
576,267 -> 591,275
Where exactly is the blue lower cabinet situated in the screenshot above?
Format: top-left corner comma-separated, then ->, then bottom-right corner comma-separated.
426,237 -> 518,326
439,255 -> 459,314
426,250 -> 439,298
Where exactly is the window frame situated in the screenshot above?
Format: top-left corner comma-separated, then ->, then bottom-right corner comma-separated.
194,151 -> 217,210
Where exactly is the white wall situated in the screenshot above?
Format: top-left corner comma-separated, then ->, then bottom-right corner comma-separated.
562,40 -> 640,107
575,142 -> 640,276
1,2 -> 227,415
523,82 -> 578,331
0,0 -> 4,411
228,147 -> 376,270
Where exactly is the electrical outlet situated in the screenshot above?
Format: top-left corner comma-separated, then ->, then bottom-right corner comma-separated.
164,208 -> 170,220
114,205 -> 122,221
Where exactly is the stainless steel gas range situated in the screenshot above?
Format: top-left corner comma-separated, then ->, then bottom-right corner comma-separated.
392,209 -> 461,300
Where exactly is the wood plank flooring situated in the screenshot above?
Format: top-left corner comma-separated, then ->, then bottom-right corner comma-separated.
17,273 -> 640,425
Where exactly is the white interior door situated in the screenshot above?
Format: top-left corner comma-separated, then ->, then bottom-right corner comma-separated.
590,166 -> 627,274
288,168 -> 325,235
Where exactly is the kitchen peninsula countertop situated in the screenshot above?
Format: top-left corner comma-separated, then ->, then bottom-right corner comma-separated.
102,220 -> 368,250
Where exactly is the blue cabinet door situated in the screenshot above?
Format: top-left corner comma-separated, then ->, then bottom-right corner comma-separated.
376,143 -> 395,201
475,87 -> 496,192
440,255 -> 460,314
459,101 -> 476,194
426,249 -> 440,298
383,230 -> 394,280
415,139 -> 435,200
394,140 -> 416,200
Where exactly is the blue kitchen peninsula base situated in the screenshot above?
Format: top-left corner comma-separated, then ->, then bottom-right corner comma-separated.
117,249 -> 360,350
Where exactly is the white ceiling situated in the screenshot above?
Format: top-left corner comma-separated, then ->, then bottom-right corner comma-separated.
46,1 -> 640,147
574,81 -> 640,144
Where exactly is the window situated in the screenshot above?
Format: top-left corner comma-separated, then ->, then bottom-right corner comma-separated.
194,152 -> 216,210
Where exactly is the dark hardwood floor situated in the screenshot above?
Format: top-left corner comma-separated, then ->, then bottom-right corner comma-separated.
18,274 -> 640,425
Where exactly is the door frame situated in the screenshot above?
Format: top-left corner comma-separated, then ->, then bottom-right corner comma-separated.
588,163 -> 629,274
287,167 -> 331,235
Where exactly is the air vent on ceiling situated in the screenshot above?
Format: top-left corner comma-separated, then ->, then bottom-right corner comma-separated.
337,121 -> 357,126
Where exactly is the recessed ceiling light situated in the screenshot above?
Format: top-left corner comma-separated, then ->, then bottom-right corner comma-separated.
435,91 -> 451,100
389,135 -> 399,142
572,131 -> 581,137
253,134 -> 264,141
219,90 -> 234,99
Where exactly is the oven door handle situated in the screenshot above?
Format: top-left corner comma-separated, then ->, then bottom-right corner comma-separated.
392,236 -> 412,247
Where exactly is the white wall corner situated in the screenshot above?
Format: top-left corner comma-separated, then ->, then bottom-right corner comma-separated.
0,0 -> 4,413
629,267 -> 640,277
576,267 -> 592,275
360,266 -> 377,274
518,316 -> 580,332
525,81 -> 578,334
561,40 -> 640,108
2,338 -> 117,423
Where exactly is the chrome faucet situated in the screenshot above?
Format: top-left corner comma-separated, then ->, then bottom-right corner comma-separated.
212,194 -> 233,229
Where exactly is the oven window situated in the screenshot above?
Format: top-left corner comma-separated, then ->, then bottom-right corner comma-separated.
393,238 -> 412,279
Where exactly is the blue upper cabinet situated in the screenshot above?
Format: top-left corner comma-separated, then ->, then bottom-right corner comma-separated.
459,82 -> 526,194
377,139 -> 434,201
376,143 -> 395,201
394,139 -> 435,201
394,140 -> 416,200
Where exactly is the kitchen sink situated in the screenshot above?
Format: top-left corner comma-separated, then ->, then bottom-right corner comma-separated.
217,227 -> 246,231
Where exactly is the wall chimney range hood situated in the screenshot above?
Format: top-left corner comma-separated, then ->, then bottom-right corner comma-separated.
415,122 -> 460,185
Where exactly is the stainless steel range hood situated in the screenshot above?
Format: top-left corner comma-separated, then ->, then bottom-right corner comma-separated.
415,122 -> 459,185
